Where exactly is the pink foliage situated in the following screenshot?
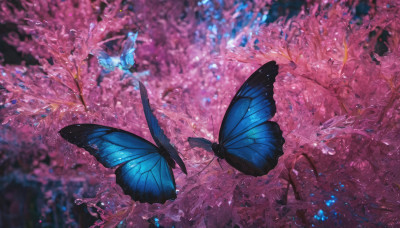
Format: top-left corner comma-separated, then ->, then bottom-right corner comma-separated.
1,0 -> 400,227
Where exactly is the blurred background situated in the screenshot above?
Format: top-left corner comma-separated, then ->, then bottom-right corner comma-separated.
1,0 -> 399,227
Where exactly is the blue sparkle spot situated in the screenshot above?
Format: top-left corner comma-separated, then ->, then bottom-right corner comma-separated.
11,100 -> 17,104
235,2 -> 248,13
310,193 -> 314,197
41,114 -> 47,118
154,217 -> 160,227
203,98 -> 211,105
314,209 -> 328,221
209,63 -> 218,69
138,70 -> 150,77
240,35 -> 248,47
261,14 -> 268,23
62,206 -> 66,211
208,25 -> 217,33
216,75 -> 221,80
254,39 -> 260,50
18,82 -> 27,90
325,195 -> 336,207
198,0 -> 209,5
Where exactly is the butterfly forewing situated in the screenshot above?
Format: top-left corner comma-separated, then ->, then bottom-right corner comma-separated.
120,32 -> 138,70
218,61 -> 284,176
139,82 -> 187,174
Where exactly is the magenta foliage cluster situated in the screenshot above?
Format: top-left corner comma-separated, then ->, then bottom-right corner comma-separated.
1,0 -> 400,227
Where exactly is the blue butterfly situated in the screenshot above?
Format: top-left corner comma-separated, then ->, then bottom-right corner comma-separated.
188,61 -> 284,176
95,32 -> 138,72
59,81 -> 187,204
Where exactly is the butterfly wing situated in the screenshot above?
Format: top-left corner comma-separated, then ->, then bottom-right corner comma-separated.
187,137 -> 213,152
59,124 -> 176,204
218,61 -> 285,176
120,32 -> 138,70
95,50 -> 118,72
139,82 -> 187,174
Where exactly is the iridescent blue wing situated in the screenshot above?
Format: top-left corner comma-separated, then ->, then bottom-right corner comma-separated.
59,124 -> 176,204
119,32 -> 138,70
139,82 -> 187,174
96,50 -> 117,72
219,61 -> 285,176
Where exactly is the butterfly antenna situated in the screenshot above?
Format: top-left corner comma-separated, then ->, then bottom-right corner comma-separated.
189,121 -> 201,138
211,115 -> 216,141
217,158 -> 224,170
217,89 -> 226,130
197,156 -> 216,176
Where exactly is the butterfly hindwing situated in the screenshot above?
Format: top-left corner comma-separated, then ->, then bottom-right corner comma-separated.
187,137 -> 213,152
59,124 -> 176,203
222,121 -> 284,176
115,151 -> 176,204
96,50 -> 117,72
139,82 -> 187,174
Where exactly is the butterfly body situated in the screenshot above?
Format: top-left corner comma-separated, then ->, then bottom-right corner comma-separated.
188,61 -> 285,177
210,143 -> 226,159
60,82 -> 186,204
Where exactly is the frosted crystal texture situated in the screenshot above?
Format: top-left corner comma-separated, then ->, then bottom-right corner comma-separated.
1,0 -> 400,227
